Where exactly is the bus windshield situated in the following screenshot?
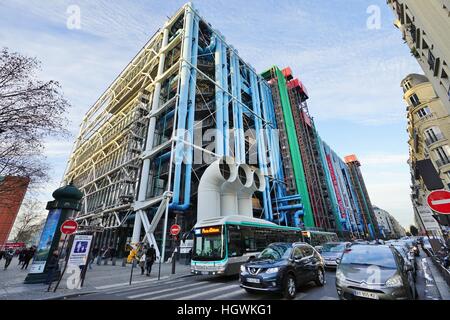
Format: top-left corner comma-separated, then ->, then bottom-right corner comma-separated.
193,229 -> 224,261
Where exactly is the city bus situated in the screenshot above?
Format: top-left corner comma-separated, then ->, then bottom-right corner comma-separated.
191,216 -> 302,276
300,231 -> 339,247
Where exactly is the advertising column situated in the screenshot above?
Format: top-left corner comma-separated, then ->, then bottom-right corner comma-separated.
24,183 -> 83,284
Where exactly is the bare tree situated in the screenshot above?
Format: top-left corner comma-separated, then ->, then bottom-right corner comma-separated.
9,198 -> 46,245
0,47 -> 70,194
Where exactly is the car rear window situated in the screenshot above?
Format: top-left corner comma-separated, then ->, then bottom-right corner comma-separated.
341,246 -> 397,269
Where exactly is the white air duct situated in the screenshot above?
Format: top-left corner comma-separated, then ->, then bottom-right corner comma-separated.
197,157 -> 238,221
221,164 -> 252,216
238,169 -> 266,217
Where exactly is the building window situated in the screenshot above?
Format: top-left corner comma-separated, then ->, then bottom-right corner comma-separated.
409,93 -> 421,107
424,126 -> 443,145
428,50 -> 436,70
416,106 -> 431,118
434,145 -> 450,167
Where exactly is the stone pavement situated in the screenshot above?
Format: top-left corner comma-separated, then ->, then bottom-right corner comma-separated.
0,257 -> 192,300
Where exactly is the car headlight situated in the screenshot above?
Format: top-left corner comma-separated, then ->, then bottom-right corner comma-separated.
385,274 -> 403,288
265,267 -> 279,274
240,265 -> 246,273
336,269 -> 345,281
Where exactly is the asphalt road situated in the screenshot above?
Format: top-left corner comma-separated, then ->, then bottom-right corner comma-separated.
66,253 -> 442,301
68,269 -> 339,300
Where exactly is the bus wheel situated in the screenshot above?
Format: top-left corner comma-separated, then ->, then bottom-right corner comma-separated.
245,288 -> 259,295
282,274 -> 297,299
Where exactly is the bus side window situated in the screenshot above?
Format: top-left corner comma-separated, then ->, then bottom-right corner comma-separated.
228,226 -> 243,257
255,230 -> 266,251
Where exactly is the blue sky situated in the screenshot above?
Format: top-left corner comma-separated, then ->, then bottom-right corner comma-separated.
0,0 -> 423,228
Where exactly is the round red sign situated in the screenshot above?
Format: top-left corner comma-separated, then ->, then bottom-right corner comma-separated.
61,220 -> 79,235
170,224 -> 181,236
427,190 -> 450,215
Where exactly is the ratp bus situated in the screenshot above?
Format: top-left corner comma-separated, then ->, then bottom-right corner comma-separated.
191,216 -> 302,276
300,231 -> 339,247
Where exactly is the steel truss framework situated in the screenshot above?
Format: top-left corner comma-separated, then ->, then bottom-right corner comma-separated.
64,4 -> 289,252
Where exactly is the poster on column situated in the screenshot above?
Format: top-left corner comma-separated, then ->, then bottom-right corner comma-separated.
68,235 -> 93,266
29,208 -> 62,274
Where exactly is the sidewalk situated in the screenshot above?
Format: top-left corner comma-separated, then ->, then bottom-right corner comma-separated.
426,256 -> 450,300
0,257 -> 192,300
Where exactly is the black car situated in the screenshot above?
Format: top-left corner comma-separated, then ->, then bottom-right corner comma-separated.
239,242 -> 325,299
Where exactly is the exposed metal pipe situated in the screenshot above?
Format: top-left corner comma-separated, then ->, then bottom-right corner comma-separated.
215,36 -> 224,156
170,8 -> 196,209
132,24 -> 170,244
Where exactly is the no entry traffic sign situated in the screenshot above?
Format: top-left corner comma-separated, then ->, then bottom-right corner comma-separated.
61,220 -> 79,235
170,224 -> 181,236
427,190 -> 450,215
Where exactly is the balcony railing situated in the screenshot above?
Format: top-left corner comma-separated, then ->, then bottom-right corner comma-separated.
425,132 -> 446,146
436,158 -> 450,168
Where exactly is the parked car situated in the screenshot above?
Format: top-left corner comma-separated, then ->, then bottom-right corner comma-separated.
239,242 -> 325,299
335,244 -> 417,300
320,242 -> 351,268
390,242 -> 416,281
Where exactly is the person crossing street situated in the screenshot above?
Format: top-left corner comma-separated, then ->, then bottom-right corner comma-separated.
145,245 -> 157,276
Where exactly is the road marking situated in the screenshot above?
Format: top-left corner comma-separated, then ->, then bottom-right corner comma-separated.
319,296 -> 338,300
128,281 -> 215,299
175,284 -> 240,300
212,289 -> 246,300
144,282 -> 223,300
293,293 -> 307,300
431,199 -> 450,205
95,276 -> 169,290
110,278 -> 186,295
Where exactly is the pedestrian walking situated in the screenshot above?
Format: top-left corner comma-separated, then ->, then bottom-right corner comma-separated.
3,249 -> 15,270
18,249 -> 26,266
139,252 -> 146,275
185,248 -> 192,265
45,251 -> 60,286
145,245 -> 157,276
21,247 -> 35,270
90,247 -> 99,269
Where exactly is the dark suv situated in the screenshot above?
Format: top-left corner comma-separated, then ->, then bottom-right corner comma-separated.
239,242 -> 325,299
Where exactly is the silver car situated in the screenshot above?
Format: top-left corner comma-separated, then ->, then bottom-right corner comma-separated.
320,242 -> 351,268
336,244 -> 417,300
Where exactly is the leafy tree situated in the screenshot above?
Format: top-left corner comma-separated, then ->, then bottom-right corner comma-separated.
0,47 -> 70,193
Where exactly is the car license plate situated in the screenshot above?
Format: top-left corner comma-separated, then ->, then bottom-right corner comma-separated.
353,290 -> 379,300
247,278 -> 261,284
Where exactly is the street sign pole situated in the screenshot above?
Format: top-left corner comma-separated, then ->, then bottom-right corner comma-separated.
47,233 -> 68,292
52,234 -> 73,292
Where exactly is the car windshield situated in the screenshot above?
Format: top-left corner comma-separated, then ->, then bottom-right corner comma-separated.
341,246 -> 397,269
322,243 -> 346,253
257,244 -> 291,261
